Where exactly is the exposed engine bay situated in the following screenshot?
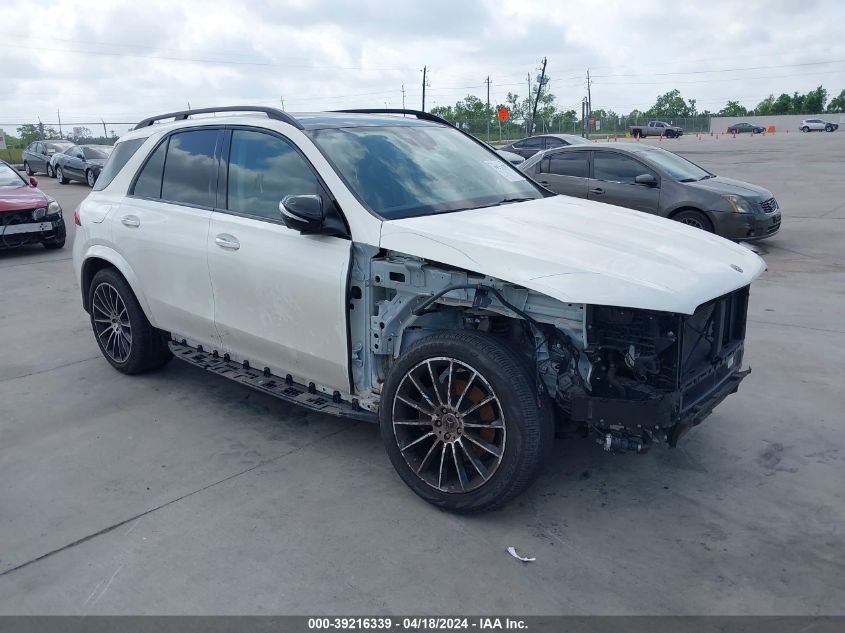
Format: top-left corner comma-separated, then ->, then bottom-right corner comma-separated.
350,248 -> 751,452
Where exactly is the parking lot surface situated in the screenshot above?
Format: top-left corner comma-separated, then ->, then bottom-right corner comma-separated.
1,133 -> 844,614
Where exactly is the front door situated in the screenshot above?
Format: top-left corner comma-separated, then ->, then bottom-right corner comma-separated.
208,128 -> 351,393
588,150 -> 660,214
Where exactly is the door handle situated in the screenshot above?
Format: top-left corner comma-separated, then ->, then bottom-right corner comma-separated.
590,187 -> 605,195
121,214 -> 140,228
215,234 -> 240,250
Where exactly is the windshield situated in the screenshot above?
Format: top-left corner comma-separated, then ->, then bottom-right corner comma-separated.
82,146 -> 113,159
643,147 -> 711,182
47,142 -> 72,152
0,163 -> 26,187
311,125 -> 542,219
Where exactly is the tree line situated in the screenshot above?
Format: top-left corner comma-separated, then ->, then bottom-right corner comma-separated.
430,82 -> 845,138
1,124 -> 118,149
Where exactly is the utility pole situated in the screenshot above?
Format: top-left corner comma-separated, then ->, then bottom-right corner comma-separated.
485,76 -> 491,141
530,57 -> 547,137
586,69 -> 592,139
57,110 -> 62,137
401,84 -> 406,109
421,66 -> 427,111
280,95 -> 285,111
101,118 -> 108,138
526,73 -> 532,135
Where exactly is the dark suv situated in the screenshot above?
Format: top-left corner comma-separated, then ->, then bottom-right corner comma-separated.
23,140 -> 74,177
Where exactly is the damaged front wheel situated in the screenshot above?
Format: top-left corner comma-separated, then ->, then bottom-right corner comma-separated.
380,330 -> 553,513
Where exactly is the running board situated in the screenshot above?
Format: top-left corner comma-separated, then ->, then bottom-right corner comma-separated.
169,341 -> 377,423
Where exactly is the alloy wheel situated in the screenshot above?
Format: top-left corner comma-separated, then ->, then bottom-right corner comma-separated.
92,282 -> 132,363
87,170 -> 96,187
391,357 -> 506,493
679,217 -> 704,229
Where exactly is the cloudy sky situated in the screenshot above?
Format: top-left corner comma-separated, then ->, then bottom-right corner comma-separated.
1,0 -> 843,134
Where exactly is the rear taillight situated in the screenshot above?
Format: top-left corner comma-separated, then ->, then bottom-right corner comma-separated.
73,205 -> 81,226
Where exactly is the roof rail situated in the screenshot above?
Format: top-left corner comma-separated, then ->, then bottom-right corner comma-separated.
333,108 -> 453,128
134,106 -> 303,130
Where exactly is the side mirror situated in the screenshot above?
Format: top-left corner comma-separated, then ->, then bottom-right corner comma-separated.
280,194 -> 324,233
635,173 -> 657,186
29,176 -> 38,187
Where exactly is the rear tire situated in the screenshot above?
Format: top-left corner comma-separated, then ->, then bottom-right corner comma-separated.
825,125 -> 834,132
88,268 -> 172,374
56,166 -> 69,184
379,330 -> 553,514
673,209 -> 714,233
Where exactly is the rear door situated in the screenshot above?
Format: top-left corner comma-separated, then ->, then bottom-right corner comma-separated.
588,150 -> 660,214
533,150 -> 589,198
112,128 -> 221,348
207,127 -> 352,392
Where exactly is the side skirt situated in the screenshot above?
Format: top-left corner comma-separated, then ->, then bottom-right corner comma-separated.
169,341 -> 377,423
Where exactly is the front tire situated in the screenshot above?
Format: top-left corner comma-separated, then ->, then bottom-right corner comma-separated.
380,330 -> 553,513
56,166 -> 69,184
673,209 -> 714,233
825,125 -> 834,132
86,169 -> 96,187
24,162 -> 33,176
88,268 -> 172,374
46,164 -> 55,178
802,126 -> 810,133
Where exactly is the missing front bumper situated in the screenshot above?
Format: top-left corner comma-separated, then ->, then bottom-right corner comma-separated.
567,367 -> 751,447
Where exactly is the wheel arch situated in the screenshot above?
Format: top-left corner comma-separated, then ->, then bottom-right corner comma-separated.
80,246 -> 155,324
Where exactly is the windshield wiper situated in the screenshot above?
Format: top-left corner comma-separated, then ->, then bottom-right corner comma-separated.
489,197 -> 537,206
699,174 -> 714,180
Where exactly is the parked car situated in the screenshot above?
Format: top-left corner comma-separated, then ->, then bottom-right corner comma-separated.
498,133 -> 589,158
53,144 -> 114,187
800,119 -> 838,132
496,149 -> 525,165
73,106 -> 765,513
519,143 -> 781,241
0,161 -> 65,249
628,121 -> 684,138
727,122 -> 766,134
22,140 -> 74,177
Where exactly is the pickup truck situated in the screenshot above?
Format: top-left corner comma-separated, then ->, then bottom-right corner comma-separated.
628,121 -> 684,138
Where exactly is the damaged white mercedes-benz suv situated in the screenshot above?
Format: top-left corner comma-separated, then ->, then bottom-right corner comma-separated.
73,106 -> 765,513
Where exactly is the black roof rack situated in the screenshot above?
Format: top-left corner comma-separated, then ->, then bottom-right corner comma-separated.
333,108 -> 453,127
134,106 -> 303,131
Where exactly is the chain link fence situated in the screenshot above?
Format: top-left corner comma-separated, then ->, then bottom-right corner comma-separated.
434,114 -> 713,144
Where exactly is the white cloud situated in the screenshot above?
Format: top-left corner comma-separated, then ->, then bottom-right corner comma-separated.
1,0 -> 843,134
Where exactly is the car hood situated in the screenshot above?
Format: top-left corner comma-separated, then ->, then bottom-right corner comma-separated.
379,196 -> 766,315
0,185 -> 49,212
685,176 -> 773,199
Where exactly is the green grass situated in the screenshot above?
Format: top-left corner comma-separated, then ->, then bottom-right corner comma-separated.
2,148 -> 23,164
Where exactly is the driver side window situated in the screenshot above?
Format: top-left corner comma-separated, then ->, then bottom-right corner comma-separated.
226,130 -> 320,221
593,152 -> 654,185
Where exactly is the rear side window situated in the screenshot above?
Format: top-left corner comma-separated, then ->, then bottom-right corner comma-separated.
93,138 -> 145,191
161,130 -> 219,207
132,139 -> 168,199
227,130 -> 319,220
519,137 -> 545,150
540,153 -> 588,177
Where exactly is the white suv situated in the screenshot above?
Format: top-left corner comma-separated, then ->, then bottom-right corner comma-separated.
73,106 -> 765,512
800,118 -> 838,132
